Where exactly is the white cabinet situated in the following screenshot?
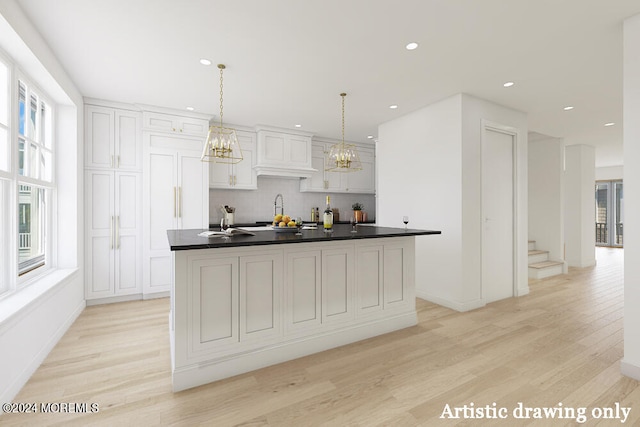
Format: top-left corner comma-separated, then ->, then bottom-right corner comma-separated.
300,142 -> 375,194
143,111 -> 209,137
254,127 -> 316,178
284,248 -> 322,334
85,170 -> 142,300
85,105 -> 142,170
143,132 -> 208,296
209,130 -> 257,190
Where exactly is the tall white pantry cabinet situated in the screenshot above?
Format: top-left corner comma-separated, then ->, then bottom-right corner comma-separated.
142,111 -> 209,297
84,102 -> 209,302
84,104 -> 143,302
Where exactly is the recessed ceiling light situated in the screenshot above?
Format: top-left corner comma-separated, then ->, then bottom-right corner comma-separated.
367,135 -> 374,139
604,122 -> 615,127
563,106 -> 574,111
186,106 -> 195,111
503,81 -> 514,87
406,42 -> 418,50
199,58 -> 212,66
389,105 -> 398,109
294,124 -> 302,128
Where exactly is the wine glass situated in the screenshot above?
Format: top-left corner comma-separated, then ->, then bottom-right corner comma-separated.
220,217 -> 230,240
350,214 -> 358,233
295,217 -> 303,236
403,216 -> 409,230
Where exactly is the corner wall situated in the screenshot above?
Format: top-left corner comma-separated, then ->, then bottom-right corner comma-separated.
0,1 -> 84,403
622,13 -> 640,380
377,93 -> 527,311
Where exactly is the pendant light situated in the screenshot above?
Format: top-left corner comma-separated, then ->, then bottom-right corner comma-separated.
201,64 -> 243,164
326,93 -> 362,172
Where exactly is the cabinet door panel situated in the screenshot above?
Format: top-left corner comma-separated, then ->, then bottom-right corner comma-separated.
286,250 -> 322,332
86,106 -> 114,168
289,135 -> 310,164
179,154 -> 206,229
356,245 -> 383,314
90,236 -> 113,294
209,162 -> 231,188
116,111 -> 141,170
347,154 -> 375,193
191,256 -> 239,352
149,152 -> 176,250
149,255 -> 172,290
116,234 -> 138,291
322,247 -> 354,323
240,253 -> 282,342
263,133 -> 285,162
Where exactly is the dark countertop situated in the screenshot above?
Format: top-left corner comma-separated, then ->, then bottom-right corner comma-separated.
208,220 -> 377,228
168,224 -> 441,251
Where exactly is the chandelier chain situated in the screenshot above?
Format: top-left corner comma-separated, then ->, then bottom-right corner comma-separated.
341,93 -> 345,143
219,65 -> 224,127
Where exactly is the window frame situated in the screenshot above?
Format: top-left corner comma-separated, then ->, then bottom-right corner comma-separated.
0,49 -> 57,297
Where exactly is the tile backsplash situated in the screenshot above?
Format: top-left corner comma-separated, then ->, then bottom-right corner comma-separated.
209,176 -> 376,224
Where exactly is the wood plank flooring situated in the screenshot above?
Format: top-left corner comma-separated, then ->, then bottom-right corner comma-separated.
2,247 -> 638,426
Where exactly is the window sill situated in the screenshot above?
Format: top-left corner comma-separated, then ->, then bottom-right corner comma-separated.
0,268 -> 79,327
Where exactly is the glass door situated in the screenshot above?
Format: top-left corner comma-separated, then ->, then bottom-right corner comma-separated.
595,180 -> 623,247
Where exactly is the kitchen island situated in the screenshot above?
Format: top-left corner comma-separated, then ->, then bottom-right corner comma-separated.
167,224 -> 440,392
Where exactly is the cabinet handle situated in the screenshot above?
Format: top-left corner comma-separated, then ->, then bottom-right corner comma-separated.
116,215 -> 120,249
178,187 -> 182,218
117,155 -> 120,168
172,127 -> 176,132
234,176 -> 237,185
110,215 -> 114,249
173,187 -> 177,217
111,155 -> 114,168
180,128 -> 183,132
229,175 -> 232,186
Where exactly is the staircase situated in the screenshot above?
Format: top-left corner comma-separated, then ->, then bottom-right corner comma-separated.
528,240 -> 564,279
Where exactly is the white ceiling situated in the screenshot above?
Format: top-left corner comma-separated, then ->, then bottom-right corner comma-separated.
15,0 -> 640,167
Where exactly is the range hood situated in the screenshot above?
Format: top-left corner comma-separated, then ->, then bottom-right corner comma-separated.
254,126 -> 317,178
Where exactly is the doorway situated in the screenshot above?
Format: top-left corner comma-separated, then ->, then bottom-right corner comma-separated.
482,125 -> 517,303
595,180 -> 623,247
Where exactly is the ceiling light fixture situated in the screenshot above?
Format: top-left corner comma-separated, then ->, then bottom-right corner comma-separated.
367,135 -> 374,139
604,122 -> 615,127
199,58 -> 212,66
563,106 -> 574,111
406,42 -> 418,50
201,64 -> 243,164
503,81 -> 514,87
389,105 -> 398,109
326,93 -> 362,173
186,106 -> 195,111
295,124 -> 302,128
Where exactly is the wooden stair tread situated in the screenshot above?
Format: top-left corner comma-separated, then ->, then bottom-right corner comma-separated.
529,260 -> 563,269
528,250 -> 548,255
528,240 -> 535,243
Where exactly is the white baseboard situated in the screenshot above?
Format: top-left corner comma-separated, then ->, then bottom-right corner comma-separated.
621,359 -> 640,380
143,291 -> 170,300
416,291 -> 485,312
86,293 -> 143,306
172,311 -> 417,392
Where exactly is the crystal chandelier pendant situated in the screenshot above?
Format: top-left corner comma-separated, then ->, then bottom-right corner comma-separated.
201,64 -> 243,164
325,93 -> 362,173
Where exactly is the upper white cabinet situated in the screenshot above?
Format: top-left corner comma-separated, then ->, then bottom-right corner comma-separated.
254,127 -> 316,178
85,105 -> 142,170
209,130 -> 257,190
143,131 -> 209,296
143,111 -> 209,137
300,141 -> 375,194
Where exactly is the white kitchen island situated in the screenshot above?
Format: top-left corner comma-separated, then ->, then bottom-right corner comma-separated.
167,224 -> 440,392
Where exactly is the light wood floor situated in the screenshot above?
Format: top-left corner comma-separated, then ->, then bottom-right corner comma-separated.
3,247 -> 638,426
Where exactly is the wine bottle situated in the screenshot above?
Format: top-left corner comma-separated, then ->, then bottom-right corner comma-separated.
323,196 -> 333,231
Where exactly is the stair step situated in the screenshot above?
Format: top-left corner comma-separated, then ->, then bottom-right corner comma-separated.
528,250 -> 548,256
528,240 -> 536,250
529,260 -> 563,269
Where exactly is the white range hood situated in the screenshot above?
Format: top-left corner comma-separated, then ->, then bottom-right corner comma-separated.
253,126 -> 317,178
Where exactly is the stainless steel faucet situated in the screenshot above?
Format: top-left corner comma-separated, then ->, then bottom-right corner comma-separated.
274,193 -> 284,216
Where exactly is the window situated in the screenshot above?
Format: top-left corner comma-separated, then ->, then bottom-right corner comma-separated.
0,52 -> 56,297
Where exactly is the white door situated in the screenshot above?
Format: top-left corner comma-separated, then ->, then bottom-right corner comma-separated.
482,128 -> 514,303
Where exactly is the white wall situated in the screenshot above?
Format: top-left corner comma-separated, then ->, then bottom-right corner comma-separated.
564,145 -> 596,267
622,13 -> 640,381
377,95 -> 463,306
377,93 -> 527,311
595,165 -> 623,181
0,1 -> 84,403
528,136 -> 565,263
